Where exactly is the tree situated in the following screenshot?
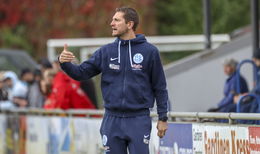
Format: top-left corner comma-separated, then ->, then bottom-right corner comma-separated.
155,0 -> 250,35
0,0 -> 157,59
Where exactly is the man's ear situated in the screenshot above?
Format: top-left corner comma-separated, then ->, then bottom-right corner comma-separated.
127,21 -> 134,30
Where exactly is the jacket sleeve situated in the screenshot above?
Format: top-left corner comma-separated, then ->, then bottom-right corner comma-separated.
60,49 -> 102,81
150,48 -> 169,119
218,92 -> 235,108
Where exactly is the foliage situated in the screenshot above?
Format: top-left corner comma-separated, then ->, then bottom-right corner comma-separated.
0,0 -> 156,59
0,0 -> 251,60
156,0 -> 250,35
0,26 -> 32,54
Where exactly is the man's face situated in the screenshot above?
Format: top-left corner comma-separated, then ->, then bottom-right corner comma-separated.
4,78 -> 13,88
253,58 -> 260,67
0,81 -> 3,89
23,72 -> 34,84
110,12 -> 129,37
223,65 -> 235,76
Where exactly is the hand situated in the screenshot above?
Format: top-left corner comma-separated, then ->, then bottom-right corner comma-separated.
233,93 -> 248,104
157,120 -> 168,138
59,44 -> 75,63
233,95 -> 240,104
13,98 -> 28,107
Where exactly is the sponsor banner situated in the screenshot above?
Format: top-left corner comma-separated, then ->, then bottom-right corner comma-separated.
249,127 -> 260,153
5,115 -> 20,154
72,118 -> 89,154
26,116 -> 49,154
19,116 -> 27,154
193,124 -> 249,154
0,115 -> 6,154
73,118 -> 102,154
192,124 -> 204,154
48,117 -> 74,154
159,123 -> 193,154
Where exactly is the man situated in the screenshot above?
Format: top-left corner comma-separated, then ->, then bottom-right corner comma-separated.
0,71 -> 14,109
252,52 -> 260,94
12,68 -> 34,107
27,69 -> 45,108
59,7 -> 168,154
0,72 -> 8,101
210,58 -> 248,112
234,52 -> 260,110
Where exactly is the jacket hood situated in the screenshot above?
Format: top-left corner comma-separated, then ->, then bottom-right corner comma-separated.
4,71 -> 19,85
113,34 -> 147,65
115,34 -> 146,44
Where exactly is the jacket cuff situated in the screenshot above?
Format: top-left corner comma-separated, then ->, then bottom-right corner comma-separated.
158,112 -> 168,120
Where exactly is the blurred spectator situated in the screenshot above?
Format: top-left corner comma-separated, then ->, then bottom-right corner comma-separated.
0,72 -> 8,101
231,55 -> 260,124
66,58 -> 98,108
40,69 -> 54,97
27,69 -> 45,108
208,58 -> 248,112
42,68 -> 95,109
80,79 -> 98,108
252,54 -> 260,94
0,71 -> 15,109
3,71 -> 19,100
233,54 -> 260,104
12,68 -> 34,107
39,58 -> 53,73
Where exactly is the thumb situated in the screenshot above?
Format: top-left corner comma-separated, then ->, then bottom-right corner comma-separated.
64,44 -> 68,51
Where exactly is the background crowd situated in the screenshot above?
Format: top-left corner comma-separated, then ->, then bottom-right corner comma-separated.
0,58 -> 97,110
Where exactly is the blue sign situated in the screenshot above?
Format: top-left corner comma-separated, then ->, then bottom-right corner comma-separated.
160,123 -> 193,154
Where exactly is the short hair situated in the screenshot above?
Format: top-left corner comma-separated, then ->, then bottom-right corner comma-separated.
39,58 -> 52,69
223,58 -> 238,68
116,7 -> 139,31
253,48 -> 260,59
0,71 -> 5,82
20,68 -> 32,78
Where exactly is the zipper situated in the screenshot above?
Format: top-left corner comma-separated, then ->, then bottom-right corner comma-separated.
121,42 -> 128,116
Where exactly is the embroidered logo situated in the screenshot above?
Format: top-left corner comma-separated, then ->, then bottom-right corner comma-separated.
109,64 -> 120,70
110,57 -> 118,61
132,64 -> 143,70
143,134 -> 150,144
133,53 -> 143,64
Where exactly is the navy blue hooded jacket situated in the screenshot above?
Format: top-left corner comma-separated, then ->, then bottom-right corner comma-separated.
60,34 -> 168,118
218,72 -> 248,108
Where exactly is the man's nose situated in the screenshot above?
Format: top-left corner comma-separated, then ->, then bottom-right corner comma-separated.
110,21 -> 115,26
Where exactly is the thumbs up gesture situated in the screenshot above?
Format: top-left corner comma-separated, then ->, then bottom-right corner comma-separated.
59,44 -> 75,63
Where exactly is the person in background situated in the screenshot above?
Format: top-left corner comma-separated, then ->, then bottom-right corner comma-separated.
0,71 -> 14,109
252,52 -> 260,94
39,58 -> 53,73
232,51 -> 260,113
27,69 -> 45,108
42,67 -> 95,110
209,58 -> 249,112
0,72 -> 8,101
80,78 -> 98,108
69,57 -> 99,108
3,71 -> 19,101
12,68 -> 34,107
